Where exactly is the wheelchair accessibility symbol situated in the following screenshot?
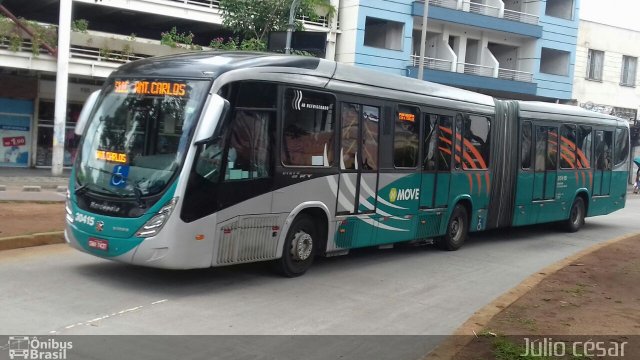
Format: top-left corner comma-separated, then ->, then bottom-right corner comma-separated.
110,165 -> 130,188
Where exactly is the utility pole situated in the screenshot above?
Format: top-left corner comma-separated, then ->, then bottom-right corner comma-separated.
417,0 -> 430,81
52,0 -> 72,176
285,0 -> 302,54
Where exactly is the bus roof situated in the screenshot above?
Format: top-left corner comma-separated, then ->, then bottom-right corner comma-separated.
518,101 -> 627,127
111,51 -> 495,108
111,52 -> 626,125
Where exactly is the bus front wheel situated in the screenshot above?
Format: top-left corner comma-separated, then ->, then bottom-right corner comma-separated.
275,214 -> 317,277
436,204 -> 468,251
563,197 -> 585,233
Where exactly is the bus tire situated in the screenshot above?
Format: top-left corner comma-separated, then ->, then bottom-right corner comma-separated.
436,204 -> 468,251
274,215 -> 316,277
563,197 -> 585,233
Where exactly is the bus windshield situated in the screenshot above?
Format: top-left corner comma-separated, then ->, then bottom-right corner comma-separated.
75,79 -> 210,198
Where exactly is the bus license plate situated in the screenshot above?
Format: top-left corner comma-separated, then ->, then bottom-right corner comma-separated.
88,238 -> 109,251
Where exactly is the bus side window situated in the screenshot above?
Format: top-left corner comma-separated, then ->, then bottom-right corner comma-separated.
340,103 -> 360,170
614,127 -> 629,167
577,126 -> 592,168
546,128 -> 558,171
225,111 -> 273,181
437,115 -> 454,171
521,122 -> 532,169
595,130 -> 613,170
423,114 -> 438,171
462,115 -> 490,170
282,89 -> 335,167
559,124 -> 577,169
394,105 -> 420,168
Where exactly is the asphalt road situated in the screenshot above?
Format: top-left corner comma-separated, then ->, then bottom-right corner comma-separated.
1,196 -> 640,359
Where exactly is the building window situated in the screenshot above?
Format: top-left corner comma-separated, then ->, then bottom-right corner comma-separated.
363,17 -> 404,51
621,55 -> 637,87
540,48 -> 570,76
586,49 -> 604,81
545,0 -> 574,20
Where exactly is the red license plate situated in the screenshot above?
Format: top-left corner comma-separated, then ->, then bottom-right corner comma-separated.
88,238 -> 109,251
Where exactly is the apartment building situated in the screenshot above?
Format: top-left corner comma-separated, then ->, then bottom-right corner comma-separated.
336,0 -> 580,101
0,0 -> 337,169
572,20 -> 639,123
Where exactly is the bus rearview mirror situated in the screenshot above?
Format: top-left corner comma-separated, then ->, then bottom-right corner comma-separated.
194,94 -> 230,145
75,90 -> 101,136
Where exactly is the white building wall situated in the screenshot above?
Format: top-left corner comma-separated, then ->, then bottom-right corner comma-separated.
573,20 -> 640,120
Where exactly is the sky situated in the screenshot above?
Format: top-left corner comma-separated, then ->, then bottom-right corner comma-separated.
580,0 -> 640,31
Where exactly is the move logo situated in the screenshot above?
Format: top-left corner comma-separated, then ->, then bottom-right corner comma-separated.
389,187 -> 420,202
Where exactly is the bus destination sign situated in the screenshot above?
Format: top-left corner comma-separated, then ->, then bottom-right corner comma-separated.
114,80 -> 187,97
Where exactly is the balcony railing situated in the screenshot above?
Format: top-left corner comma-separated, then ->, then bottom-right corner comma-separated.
165,0 -> 330,27
421,0 -> 539,26
410,55 -> 533,83
410,55 -> 455,72
503,8 -> 539,25
464,1 -> 500,17
428,0 -> 458,10
458,62 -> 495,77
0,38 -> 150,65
498,68 -> 534,82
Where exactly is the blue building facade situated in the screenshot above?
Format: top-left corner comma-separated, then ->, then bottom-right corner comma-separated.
336,0 -> 580,102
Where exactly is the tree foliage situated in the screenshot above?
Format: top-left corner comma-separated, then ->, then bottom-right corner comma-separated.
219,0 -> 334,42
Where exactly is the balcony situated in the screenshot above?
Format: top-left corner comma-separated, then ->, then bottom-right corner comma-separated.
410,55 -> 533,82
408,54 -> 537,95
0,27 -> 191,78
413,0 -> 542,38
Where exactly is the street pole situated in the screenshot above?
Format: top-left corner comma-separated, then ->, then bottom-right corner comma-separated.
52,0 -> 72,176
285,0 -> 302,55
417,0 -> 430,81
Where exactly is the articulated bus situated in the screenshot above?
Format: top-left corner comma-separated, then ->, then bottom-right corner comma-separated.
66,52 -> 630,276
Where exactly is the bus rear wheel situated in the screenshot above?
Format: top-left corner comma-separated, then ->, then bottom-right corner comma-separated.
436,204 -> 468,251
274,214 -> 316,277
563,197 -> 585,233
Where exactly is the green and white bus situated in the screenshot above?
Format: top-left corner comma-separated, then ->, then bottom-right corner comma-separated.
66,52 -> 630,276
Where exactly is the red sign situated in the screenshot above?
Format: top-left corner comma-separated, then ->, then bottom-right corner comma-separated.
3,136 -> 26,147
88,238 -> 109,251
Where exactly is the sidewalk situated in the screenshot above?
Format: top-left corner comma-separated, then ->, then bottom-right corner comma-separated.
0,167 -> 70,192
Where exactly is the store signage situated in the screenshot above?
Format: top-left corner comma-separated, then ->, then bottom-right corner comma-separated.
3,136 -> 26,147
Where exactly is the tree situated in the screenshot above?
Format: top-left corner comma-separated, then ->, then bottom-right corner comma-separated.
219,0 -> 335,43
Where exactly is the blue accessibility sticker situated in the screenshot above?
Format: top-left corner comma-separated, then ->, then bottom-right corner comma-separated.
110,165 -> 130,188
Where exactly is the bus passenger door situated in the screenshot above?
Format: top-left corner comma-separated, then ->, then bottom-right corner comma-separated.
593,130 -> 613,197
419,113 -> 453,238
532,126 -> 558,223
336,103 -> 380,248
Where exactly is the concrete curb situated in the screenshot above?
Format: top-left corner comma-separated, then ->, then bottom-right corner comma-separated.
424,231 -> 640,360
0,231 -> 65,251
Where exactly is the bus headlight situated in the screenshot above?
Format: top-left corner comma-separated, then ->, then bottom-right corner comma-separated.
135,197 -> 178,238
65,189 -> 74,223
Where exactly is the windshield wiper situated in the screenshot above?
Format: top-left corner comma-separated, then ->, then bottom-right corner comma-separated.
131,183 -> 146,209
75,183 -> 88,195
